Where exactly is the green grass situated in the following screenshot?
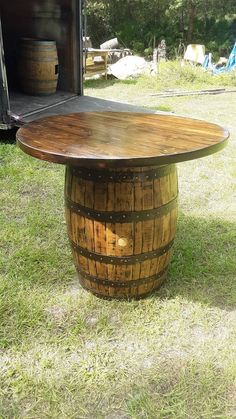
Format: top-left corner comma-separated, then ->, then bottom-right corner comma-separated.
145,60 -> 236,90
0,70 -> 236,417
84,60 -> 236,92
84,60 -> 236,109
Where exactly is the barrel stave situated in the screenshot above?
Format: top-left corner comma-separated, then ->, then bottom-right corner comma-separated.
65,164 -> 178,299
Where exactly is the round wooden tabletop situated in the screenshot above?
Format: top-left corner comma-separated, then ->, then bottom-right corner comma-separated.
16,112 -> 229,168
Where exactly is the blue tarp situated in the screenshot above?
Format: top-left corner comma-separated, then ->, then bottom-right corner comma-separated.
213,41 -> 236,74
226,41 -> 236,70
203,54 -> 210,69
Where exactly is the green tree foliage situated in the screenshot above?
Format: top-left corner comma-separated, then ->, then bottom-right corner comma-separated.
85,0 -> 236,57
167,0 -> 236,44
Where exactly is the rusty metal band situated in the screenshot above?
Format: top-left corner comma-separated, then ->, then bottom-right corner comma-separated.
77,266 -> 168,288
70,164 -> 175,183
65,195 -> 178,223
69,238 -> 174,265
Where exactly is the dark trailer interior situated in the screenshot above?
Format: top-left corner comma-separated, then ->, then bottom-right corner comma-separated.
0,0 -> 153,129
0,0 -> 83,126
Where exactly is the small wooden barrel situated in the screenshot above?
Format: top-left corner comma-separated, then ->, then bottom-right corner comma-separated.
18,38 -> 59,95
65,164 -> 178,299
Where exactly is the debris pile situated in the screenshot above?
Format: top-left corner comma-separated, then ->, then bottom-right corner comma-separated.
84,36 -> 236,80
183,42 -> 236,74
212,42 -> 236,74
100,37 -> 132,64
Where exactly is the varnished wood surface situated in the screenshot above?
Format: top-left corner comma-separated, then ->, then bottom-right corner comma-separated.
16,112 -> 229,168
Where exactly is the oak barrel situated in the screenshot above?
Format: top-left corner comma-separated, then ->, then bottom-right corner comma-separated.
65,164 -> 178,299
18,38 -> 59,95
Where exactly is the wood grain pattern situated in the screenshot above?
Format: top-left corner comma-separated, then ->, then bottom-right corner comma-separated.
65,164 -> 178,299
16,112 -> 229,168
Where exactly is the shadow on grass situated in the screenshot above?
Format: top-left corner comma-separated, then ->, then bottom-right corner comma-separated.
4,211 -> 235,311
144,105 -> 174,113
0,209 -> 235,348
158,213 -> 236,311
84,77 -> 137,89
0,128 -> 17,144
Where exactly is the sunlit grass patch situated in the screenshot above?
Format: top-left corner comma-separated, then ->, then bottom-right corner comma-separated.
85,60 -> 236,96
125,362 -> 235,419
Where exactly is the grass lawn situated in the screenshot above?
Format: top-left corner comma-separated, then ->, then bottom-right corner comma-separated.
0,65 -> 236,418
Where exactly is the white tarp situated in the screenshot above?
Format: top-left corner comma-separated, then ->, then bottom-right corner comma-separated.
108,56 -> 151,80
184,44 -> 205,65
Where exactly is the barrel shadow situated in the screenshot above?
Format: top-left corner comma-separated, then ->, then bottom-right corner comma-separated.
0,128 -> 17,144
84,78 -> 137,89
157,213 -> 236,311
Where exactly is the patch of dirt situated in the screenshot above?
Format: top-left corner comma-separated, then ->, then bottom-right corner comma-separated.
64,278 -> 83,297
45,305 -> 68,323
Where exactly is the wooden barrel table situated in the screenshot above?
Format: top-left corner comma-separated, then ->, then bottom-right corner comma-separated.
16,112 -> 229,299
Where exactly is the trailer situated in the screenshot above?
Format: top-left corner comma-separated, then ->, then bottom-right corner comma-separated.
0,0 -> 150,130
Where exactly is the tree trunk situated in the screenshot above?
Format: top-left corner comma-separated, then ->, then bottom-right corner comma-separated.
179,7 -> 185,37
187,1 -> 196,43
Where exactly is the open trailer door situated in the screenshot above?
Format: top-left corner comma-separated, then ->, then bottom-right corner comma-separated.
0,0 -> 157,129
0,16 -> 11,129
0,0 -> 84,129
